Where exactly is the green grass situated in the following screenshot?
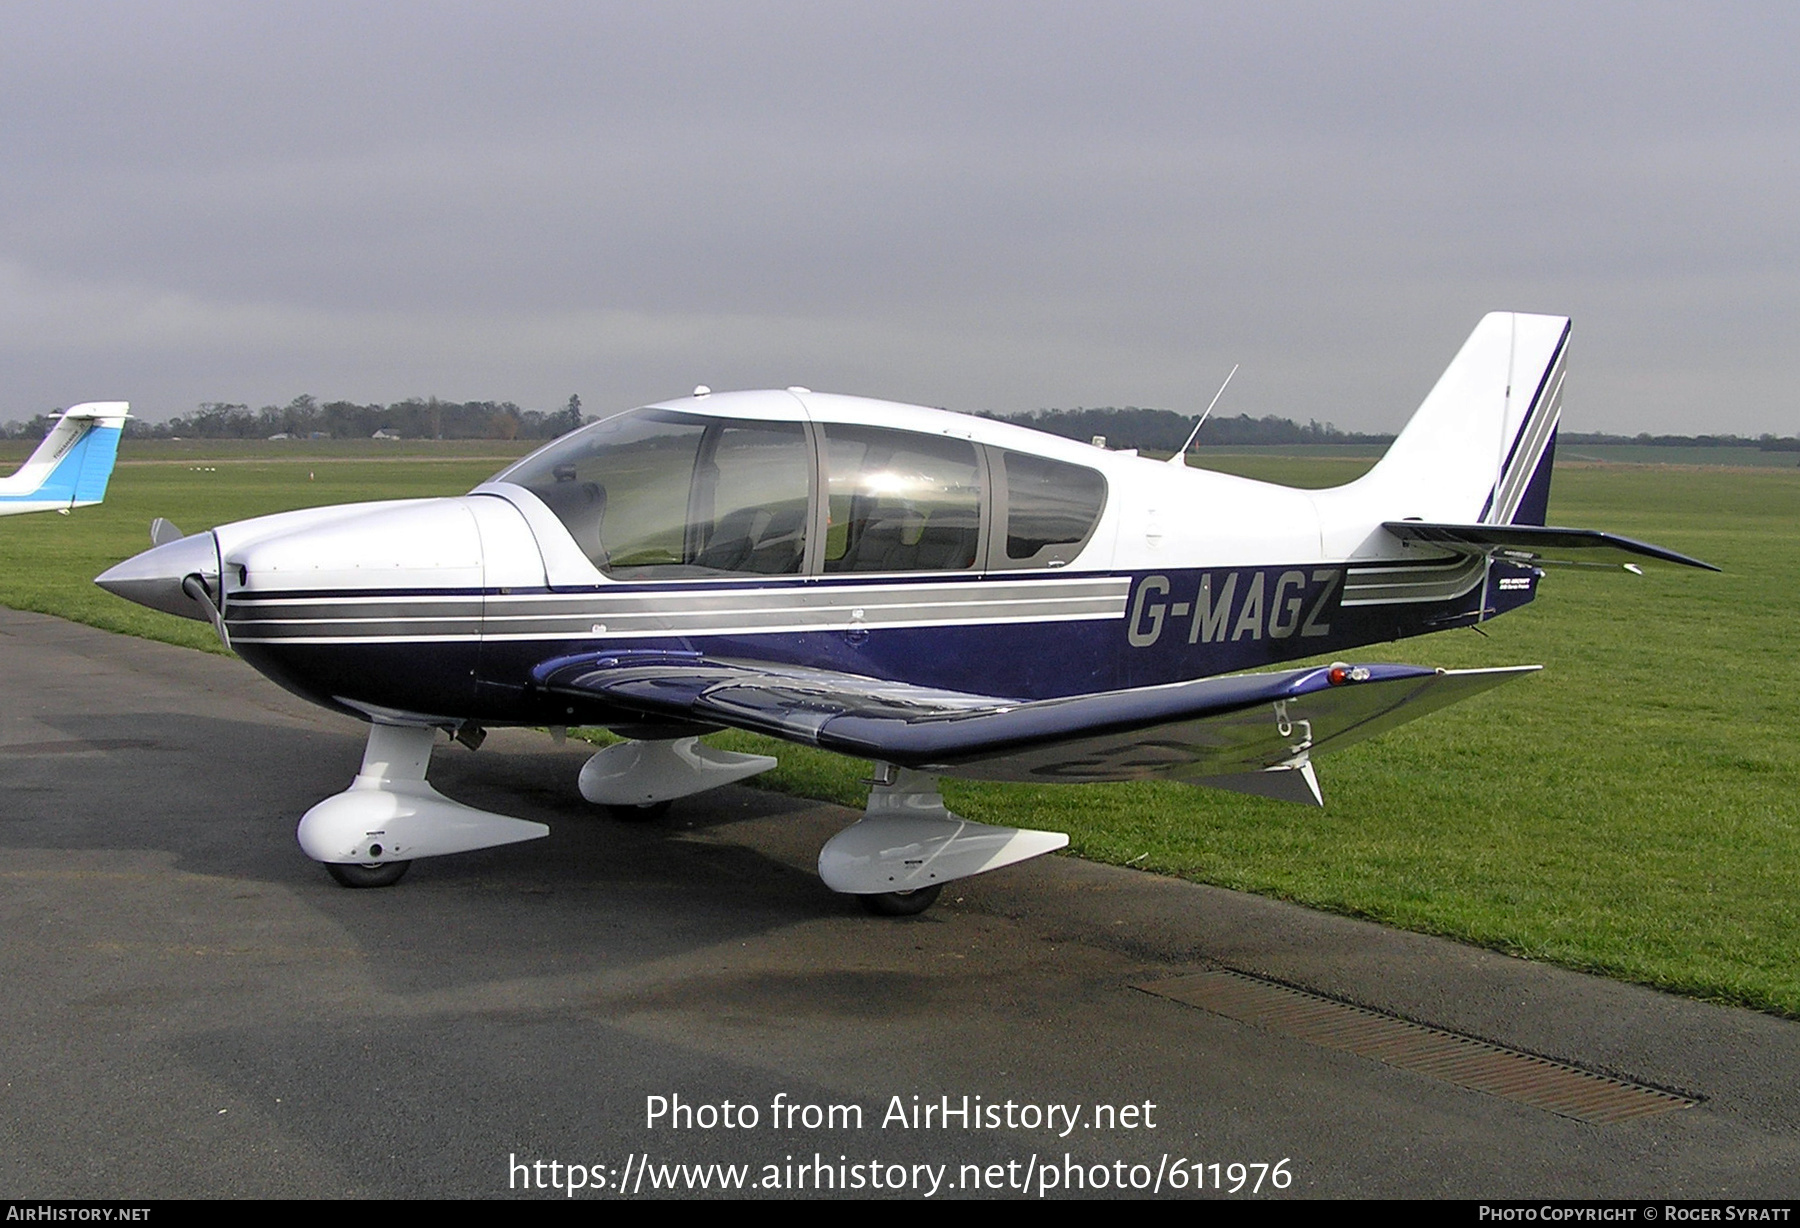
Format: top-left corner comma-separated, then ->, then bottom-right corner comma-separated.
0,455 -> 509,650
1557,444 -> 1800,469
6,446 -> 1799,1014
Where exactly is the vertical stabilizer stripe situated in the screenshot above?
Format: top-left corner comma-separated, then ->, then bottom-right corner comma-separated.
1479,321 -> 1569,525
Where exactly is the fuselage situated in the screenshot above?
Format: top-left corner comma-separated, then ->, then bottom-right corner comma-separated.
98,390 -> 1540,725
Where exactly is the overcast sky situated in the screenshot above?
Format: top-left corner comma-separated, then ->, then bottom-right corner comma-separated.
1,2 -> 1794,433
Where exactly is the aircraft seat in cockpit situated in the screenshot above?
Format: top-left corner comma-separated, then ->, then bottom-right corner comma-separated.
534,478 -> 608,565
838,504 -> 977,572
695,502 -> 807,574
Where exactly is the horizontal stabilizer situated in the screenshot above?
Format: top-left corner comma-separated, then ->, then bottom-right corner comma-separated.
1383,522 -> 1718,571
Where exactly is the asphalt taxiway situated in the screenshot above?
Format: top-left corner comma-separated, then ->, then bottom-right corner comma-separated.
2,607 -> 1797,1199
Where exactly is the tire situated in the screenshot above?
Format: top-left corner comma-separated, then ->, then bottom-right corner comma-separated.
859,884 -> 943,916
325,860 -> 412,889
606,800 -> 672,822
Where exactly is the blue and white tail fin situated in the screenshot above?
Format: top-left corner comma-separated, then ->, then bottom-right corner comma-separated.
0,402 -> 132,517
1351,312 -> 1568,527
1316,315 -> 1713,571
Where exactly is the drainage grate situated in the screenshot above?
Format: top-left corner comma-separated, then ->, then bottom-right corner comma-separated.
1139,969 -> 1697,1124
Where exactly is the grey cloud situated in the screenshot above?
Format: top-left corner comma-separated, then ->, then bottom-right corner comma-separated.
1,2 -> 1795,432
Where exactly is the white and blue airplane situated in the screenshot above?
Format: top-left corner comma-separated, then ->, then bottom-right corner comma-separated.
0,403 -> 130,517
96,315 -> 1710,913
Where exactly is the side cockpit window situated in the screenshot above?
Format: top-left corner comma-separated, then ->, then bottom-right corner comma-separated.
821,426 -> 983,573
498,409 -> 810,578
687,423 -> 812,575
992,450 -> 1106,569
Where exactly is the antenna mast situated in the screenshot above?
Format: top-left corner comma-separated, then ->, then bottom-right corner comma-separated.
1168,364 -> 1239,465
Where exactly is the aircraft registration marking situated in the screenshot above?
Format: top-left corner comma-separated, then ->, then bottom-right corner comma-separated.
1127,570 -> 1343,649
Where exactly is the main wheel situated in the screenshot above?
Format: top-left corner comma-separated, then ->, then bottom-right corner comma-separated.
606,800 -> 672,822
859,884 -> 943,916
325,860 -> 412,889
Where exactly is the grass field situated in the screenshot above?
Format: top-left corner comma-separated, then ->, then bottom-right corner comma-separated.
4,444 -> 1797,1015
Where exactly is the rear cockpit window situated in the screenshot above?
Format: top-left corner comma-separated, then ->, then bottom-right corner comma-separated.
498,409 -> 810,578
994,450 -> 1106,569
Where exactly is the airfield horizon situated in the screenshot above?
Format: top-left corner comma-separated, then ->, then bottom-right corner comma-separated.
6,433 -> 1800,473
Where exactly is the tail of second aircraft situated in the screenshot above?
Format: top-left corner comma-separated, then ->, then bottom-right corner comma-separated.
1347,312 -> 1568,527
0,402 -> 132,517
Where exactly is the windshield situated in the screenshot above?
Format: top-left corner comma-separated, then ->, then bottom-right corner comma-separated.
495,409 -> 811,578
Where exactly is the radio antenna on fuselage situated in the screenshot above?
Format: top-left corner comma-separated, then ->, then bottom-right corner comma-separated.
1167,363 -> 1239,466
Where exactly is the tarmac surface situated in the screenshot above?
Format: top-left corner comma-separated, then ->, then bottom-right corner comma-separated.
2,606 -> 1797,1199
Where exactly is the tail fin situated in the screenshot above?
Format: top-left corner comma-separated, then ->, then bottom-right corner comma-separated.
0,401 -> 131,516
1354,313 -> 1568,526
1318,315 -> 1714,572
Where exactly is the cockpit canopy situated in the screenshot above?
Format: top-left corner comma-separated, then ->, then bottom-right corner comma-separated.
493,405 -> 1107,580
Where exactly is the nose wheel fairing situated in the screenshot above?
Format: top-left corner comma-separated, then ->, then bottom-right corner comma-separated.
297,722 -> 548,875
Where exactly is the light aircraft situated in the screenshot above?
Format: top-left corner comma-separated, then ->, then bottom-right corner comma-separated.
95,315 -> 1711,913
0,403 -> 130,517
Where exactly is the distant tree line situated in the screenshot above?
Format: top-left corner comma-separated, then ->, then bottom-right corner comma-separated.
1001,408 -> 1800,453
993,407 -> 1397,451
1,394 -> 587,442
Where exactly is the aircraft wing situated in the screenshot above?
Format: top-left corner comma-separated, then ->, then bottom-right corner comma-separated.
536,652 -> 1538,803
1382,522 -> 1718,571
